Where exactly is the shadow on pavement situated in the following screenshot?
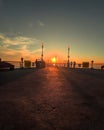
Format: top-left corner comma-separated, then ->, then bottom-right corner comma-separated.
0,68 -> 35,86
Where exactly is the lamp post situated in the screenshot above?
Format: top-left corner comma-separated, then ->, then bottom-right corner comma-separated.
91,60 -> 94,69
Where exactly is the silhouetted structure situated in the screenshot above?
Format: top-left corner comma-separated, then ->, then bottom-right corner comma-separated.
35,59 -> 45,68
70,61 -> 72,68
73,61 -> 76,68
41,43 -> 44,61
0,61 -> 14,70
82,62 -> 89,68
101,65 -> 104,70
67,47 -> 70,68
20,57 -> 24,69
78,64 -> 81,68
91,60 -> 94,69
35,43 -> 45,68
24,60 -> 31,68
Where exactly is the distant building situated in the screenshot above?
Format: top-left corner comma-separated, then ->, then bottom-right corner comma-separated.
35,59 -> 45,68
82,62 -> 89,68
24,60 -> 31,68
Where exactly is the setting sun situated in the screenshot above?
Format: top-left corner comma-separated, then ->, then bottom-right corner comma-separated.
51,57 -> 57,63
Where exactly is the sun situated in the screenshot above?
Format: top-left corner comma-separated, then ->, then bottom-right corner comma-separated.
51,57 -> 57,63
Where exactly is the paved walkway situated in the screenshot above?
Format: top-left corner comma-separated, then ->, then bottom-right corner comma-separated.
0,67 -> 104,130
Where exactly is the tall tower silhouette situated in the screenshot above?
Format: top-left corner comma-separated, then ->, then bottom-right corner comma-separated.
41,43 -> 44,61
67,46 -> 70,68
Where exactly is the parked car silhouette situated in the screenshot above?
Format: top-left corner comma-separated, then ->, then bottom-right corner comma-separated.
0,61 -> 14,70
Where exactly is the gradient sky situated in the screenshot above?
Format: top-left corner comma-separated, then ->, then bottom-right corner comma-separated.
0,0 -> 104,63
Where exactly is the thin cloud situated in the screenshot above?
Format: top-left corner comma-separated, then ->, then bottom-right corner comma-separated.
0,33 -> 41,45
29,23 -> 34,28
0,48 -> 21,56
0,33 -> 44,60
0,44 -> 42,60
38,20 -> 45,27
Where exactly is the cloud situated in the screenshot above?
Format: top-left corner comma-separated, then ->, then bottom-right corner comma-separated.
29,23 -> 34,28
38,20 -> 45,27
0,33 -> 42,45
0,33 -> 5,39
0,33 -> 44,61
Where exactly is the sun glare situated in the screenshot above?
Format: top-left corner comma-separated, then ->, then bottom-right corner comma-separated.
51,57 -> 57,63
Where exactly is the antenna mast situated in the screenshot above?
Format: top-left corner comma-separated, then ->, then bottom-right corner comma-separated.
41,43 -> 44,61
67,46 -> 70,68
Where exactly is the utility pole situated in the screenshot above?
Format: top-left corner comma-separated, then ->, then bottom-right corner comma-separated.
67,46 -> 70,68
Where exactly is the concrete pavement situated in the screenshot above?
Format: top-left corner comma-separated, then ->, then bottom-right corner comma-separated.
0,67 -> 104,130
